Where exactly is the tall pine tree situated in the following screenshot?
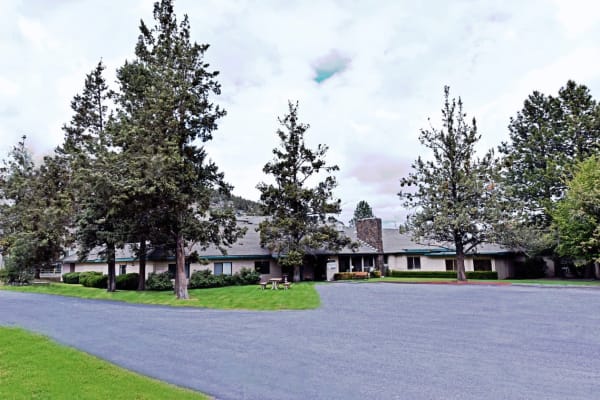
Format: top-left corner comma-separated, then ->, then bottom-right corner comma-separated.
116,0 -> 243,298
257,101 -> 353,281
399,87 -> 509,281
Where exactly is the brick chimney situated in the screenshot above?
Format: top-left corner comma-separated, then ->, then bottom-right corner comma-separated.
356,218 -> 384,271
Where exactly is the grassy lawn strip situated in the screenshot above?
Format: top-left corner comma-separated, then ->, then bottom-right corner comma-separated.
0,282 -> 320,310
376,277 -> 600,286
0,326 -> 207,400
503,279 -> 600,286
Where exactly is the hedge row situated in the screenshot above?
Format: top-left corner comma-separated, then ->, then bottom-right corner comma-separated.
333,272 -> 369,280
386,270 -> 498,280
188,268 -> 260,289
145,268 -> 262,291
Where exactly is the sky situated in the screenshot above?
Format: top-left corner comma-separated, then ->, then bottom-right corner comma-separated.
1,0 -> 600,227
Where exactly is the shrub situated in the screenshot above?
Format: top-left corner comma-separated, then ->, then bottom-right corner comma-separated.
238,268 -> 261,285
80,272 -> 108,288
333,272 -> 370,280
146,271 -> 173,291
79,271 -> 103,287
116,273 -> 140,290
62,272 -> 81,284
513,257 -> 547,279
188,267 -> 261,289
0,265 -> 33,285
370,270 -> 381,278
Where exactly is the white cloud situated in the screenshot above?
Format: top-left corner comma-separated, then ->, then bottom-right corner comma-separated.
1,0 -> 600,227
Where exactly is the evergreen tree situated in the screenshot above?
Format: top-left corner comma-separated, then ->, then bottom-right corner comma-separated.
499,80 -> 600,228
399,87 -> 509,281
0,137 -> 70,283
116,0 -> 243,298
257,101 -> 353,280
552,155 -> 600,269
349,200 -> 374,226
59,61 -> 123,292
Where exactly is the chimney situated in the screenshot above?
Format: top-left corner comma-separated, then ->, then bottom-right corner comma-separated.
356,218 -> 385,271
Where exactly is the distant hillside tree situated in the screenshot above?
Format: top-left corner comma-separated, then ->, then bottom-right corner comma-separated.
257,101 -> 353,280
399,87 -> 510,281
349,200 -> 374,227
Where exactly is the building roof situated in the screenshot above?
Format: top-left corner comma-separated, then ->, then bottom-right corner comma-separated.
61,217 -> 515,264
381,228 -> 514,256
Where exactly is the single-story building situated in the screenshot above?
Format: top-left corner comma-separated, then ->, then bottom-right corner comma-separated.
61,216 -> 521,281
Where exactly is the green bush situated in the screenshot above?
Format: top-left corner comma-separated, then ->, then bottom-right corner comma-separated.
188,267 -> 261,289
370,270 -> 381,278
387,270 -> 498,280
116,273 -> 140,290
238,267 -> 261,285
0,265 -> 33,285
146,271 -> 173,291
80,272 -> 108,288
78,271 -> 102,287
62,272 -> 81,284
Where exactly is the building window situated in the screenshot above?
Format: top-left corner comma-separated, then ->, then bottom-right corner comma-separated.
254,260 -> 270,274
445,259 -> 456,271
407,256 -> 421,270
363,256 -> 374,271
168,263 -> 190,278
473,259 -> 492,271
214,262 -> 232,276
339,256 -> 350,272
120,265 -> 126,275
351,256 -> 362,272
383,255 -> 389,266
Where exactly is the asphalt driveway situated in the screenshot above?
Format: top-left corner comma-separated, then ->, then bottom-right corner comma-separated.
1,283 -> 599,399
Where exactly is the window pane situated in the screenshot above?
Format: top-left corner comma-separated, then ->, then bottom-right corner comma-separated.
363,257 -> 373,267
168,264 -> 176,279
339,256 -> 350,272
414,257 -> 421,269
223,262 -> 232,276
254,261 -> 270,274
473,259 -> 492,271
351,256 -> 362,272
445,259 -> 456,271
214,263 -> 223,276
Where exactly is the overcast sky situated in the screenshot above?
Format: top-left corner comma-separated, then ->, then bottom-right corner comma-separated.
1,0 -> 600,227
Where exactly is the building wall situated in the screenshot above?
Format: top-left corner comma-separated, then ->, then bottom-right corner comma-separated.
68,259 -> 281,280
387,254 -> 498,273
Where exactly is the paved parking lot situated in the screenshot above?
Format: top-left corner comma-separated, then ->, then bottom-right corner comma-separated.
1,283 -> 600,399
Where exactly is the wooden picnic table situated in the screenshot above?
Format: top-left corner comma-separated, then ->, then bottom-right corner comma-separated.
268,277 -> 282,290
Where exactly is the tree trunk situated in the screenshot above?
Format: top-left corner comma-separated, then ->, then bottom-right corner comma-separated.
137,238 -> 146,291
175,232 -> 189,299
455,242 -> 467,281
34,267 -> 41,280
107,242 -> 116,292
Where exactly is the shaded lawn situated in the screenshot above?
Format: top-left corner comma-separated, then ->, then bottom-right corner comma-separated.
0,282 -> 320,310
0,326 -> 207,400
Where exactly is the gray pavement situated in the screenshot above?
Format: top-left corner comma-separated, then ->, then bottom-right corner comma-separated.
1,283 -> 600,399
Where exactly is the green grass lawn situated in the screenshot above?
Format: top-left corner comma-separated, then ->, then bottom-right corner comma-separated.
0,326 -> 207,400
375,277 -> 600,285
0,282 -> 321,310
